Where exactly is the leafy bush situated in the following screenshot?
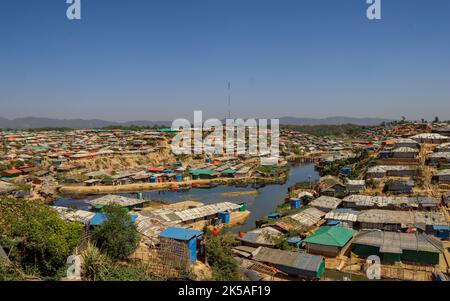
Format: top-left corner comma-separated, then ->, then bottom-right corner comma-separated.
0,198 -> 83,277
92,205 -> 139,261
204,231 -> 247,281
104,262 -> 161,281
81,243 -> 110,281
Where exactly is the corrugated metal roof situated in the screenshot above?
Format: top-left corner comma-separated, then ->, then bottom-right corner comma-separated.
289,207 -> 326,226
241,227 -> 282,246
53,206 -> 95,224
343,195 -> 439,209
357,209 -> 447,226
310,196 -> 342,210
90,195 -> 147,207
353,231 -> 443,253
325,209 -> 359,222
252,247 -> 323,273
173,202 -> 240,222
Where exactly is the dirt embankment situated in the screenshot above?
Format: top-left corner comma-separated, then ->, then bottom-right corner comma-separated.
74,149 -> 176,172
58,177 -> 258,195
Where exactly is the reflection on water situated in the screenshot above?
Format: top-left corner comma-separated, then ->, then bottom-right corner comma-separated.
55,164 -> 320,231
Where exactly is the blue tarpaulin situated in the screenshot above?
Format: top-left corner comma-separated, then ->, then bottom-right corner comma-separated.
433,225 -> 450,231
288,237 -> 302,244
327,220 -> 341,226
268,213 -> 282,219
159,227 -> 203,241
159,227 -> 203,263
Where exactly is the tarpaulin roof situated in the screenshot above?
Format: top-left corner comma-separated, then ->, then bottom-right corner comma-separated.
304,226 -> 356,247
159,227 -> 203,241
90,213 -> 138,226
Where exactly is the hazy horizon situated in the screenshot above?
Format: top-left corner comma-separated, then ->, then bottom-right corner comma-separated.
1,0 -> 450,121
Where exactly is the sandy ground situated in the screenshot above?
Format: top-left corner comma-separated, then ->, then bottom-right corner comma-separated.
192,261 -> 213,280
220,190 -> 258,197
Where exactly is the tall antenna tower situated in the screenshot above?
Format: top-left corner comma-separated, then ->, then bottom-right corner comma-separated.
227,81 -> 231,119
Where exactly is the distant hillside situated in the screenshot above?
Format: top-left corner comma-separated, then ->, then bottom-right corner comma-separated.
0,116 -> 391,129
0,117 -> 171,130
278,116 -> 391,126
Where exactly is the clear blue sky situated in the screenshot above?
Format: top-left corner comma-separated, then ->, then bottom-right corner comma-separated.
1,0 -> 449,121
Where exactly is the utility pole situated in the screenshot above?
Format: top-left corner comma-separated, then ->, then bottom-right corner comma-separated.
227,81 -> 231,119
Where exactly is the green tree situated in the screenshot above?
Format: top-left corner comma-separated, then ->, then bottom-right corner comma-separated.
205,231 -> 246,281
92,205 -> 139,261
0,198 -> 83,277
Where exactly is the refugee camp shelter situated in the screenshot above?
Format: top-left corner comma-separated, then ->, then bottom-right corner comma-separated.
436,143 -> 450,153
384,180 -> 414,194
158,227 -> 203,263
356,210 -> 448,234
411,133 -> 449,144
53,206 -> 95,225
342,195 -> 440,211
392,138 -> 420,149
352,231 -> 443,265
189,169 -> 219,179
1,168 -> 21,178
428,152 -> 450,166
240,227 -> 283,248
325,208 -> 359,228
433,169 -> 450,184
391,147 -> 419,159
0,180 -> 16,195
309,196 -> 342,212
366,165 -> 419,179
90,194 -> 147,210
220,169 -> 237,178
289,207 -> 326,227
303,226 -> 357,257
252,247 -> 326,279
346,180 -> 366,193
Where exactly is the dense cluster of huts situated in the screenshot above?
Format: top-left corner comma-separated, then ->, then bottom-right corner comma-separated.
233,125 -> 450,280
54,194 -> 247,265
0,128 -> 275,200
